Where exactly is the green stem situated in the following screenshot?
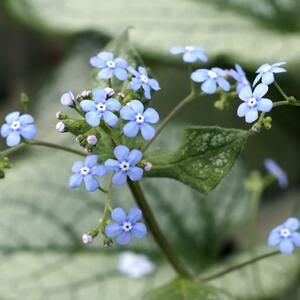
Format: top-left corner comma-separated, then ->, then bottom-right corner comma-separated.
274,81 -> 289,101
141,92 -> 198,152
127,180 -> 191,278
273,100 -> 300,107
199,250 -> 280,282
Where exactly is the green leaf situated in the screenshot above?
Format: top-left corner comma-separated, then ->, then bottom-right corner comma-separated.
143,278 -> 233,300
145,127 -> 249,195
4,0 -> 300,66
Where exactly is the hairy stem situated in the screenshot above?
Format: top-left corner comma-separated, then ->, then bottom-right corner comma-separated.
127,180 -> 191,278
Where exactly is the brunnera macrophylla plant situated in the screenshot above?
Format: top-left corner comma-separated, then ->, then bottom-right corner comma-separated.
1,31 -> 300,296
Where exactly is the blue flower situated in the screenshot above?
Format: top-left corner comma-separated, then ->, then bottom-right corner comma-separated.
120,100 -> 159,140
69,155 -> 107,192
80,88 -> 121,127
104,145 -> 143,186
237,83 -> 272,123
253,62 -> 286,86
264,158 -> 288,188
268,217 -> 300,254
1,112 -> 37,147
105,207 -> 147,245
191,68 -> 230,94
229,64 -> 250,93
90,51 -> 128,81
128,66 -> 160,100
170,46 -> 208,63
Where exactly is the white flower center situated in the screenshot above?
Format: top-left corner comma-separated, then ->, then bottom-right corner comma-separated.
208,70 -> 217,79
106,60 -> 116,68
136,113 -> 145,124
96,103 -> 107,111
120,161 -> 130,171
261,65 -> 271,73
185,46 -> 195,51
140,74 -> 149,83
80,166 -> 91,175
247,97 -> 257,107
122,222 -> 133,232
280,228 -> 291,238
10,121 -> 21,130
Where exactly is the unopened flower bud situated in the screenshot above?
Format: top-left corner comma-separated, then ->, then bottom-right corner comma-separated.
105,87 -> 115,97
81,90 -> 91,98
87,135 -> 97,145
82,233 -> 93,244
103,237 -> 113,248
56,121 -> 66,133
143,162 -> 152,171
117,92 -> 125,99
56,111 -> 68,120
84,148 -> 92,154
60,91 -> 75,107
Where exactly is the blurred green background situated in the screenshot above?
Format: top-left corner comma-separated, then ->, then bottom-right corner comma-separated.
0,0 -> 299,299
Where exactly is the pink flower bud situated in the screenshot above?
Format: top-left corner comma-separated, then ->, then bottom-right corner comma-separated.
87,135 -> 97,145
56,121 -> 66,133
105,87 -> 115,97
82,233 -> 93,244
143,162 -> 152,171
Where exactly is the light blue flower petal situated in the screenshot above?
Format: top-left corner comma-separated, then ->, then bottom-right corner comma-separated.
69,174 -> 83,188
235,64 -> 245,76
114,68 -> 128,80
183,51 -> 197,63
271,67 -> 286,73
103,111 -> 119,127
80,100 -> 96,112
149,79 -> 160,91
114,145 -> 130,161
127,166 -> 143,181
5,112 -> 20,124
130,100 -> 144,114
86,111 -> 101,127
89,56 -> 106,68
230,69 -> 239,81
97,51 -> 113,62
279,239 -> 294,254
245,109 -> 258,123
84,174 -> 99,192
19,114 -> 34,125
191,70 -> 208,82
123,121 -> 140,138
105,223 -> 123,237
20,124 -> 37,140
127,66 -> 139,77
252,73 -> 262,86
1,124 -> 10,138
258,98 -> 272,112
71,161 -> 83,173
127,150 -> 142,165
130,78 -> 142,91
85,155 -> 99,167
127,208 -> 142,223
196,51 -> 208,63
112,170 -> 128,186
111,207 -> 126,223
7,132 -> 21,147
114,58 -> 128,68
211,67 -> 225,76
201,78 -> 217,94
239,86 -> 252,101
237,103 -> 250,117
120,106 -> 136,121
257,63 -> 270,73
99,68 -> 114,80
106,98 -> 121,111
91,165 -> 106,177
273,62 -> 286,67
170,47 -> 185,55
217,77 -> 230,92
132,223 -> 147,238
104,159 -> 120,171
138,67 -> 148,76
141,123 -> 156,140
144,108 -> 159,123
291,232 -> 300,247
285,218 -> 300,231
261,72 -> 274,85
268,232 -> 281,247
253,83 -> 268,98
117,232 -> 132,245
143,84 -> 151,99
92,88 -> 107,102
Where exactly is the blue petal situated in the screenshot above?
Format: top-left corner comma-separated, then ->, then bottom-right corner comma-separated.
132,223 -> 147,238
19,114 -> 34,125
129,100 -> 144,114
80,100 -> 96,112
120,106 -> 136,121
268,232 -> 281,247
138,67 -> 148,76
117,232 -> 132,245
252,73 -> 262,86
86,111 -> 101,127
245,109 -> 258,123
230,69 -> 240,81
256,63 -> 270,73
211,68 -> 225,76
201,78 -> 217,94
89,56 -> 106,68
1,124 -> 10,138
149,79 -> 160,91
253,83 -> 268,98
127,167 -> 143,181
91,165 -> 107,177
71,161 -> 84,173
191,70 -> 208,83
5,112 -> 20,124
127,149 -> 142,165
114,58 -> 128,68
273,62 -> 286,67
279,239 -> 294,254
114,145 -> 129,161
7,132 -> 21,147
127,66 -> 139,77
112,170 -> 128,186
271,67 -> 286,73
217,77 -> 230,92
284,218 -> 300,231
104,159 -> 120,171
237,103 -> 250,117
143,108 -> 159,123
92,88 -> 107,102
85,155 -> 99,167
141,123 -> 156,140
291,232 -> 300,247
130,78 -> 142,91
111,207 -> 126,223
106,98 -> 121,111
99,68 -> 113,80
170,47 -> 185,55
114,68 -> 128,80
105,223 -> 123,237
143,84 -> 151,99
239,86 -> 252,101
69,174 -> 83,188
261,72 -> 274,85
258,98 -> 272,112
20,124 -> 37,140
127,208 -> 142,223
183,51 -> 197,63
123,121 -> 140,138
103,110 -> 119,127
195,51 -> 208,63
84,174 -> 99,192
97,51 -> 113,61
